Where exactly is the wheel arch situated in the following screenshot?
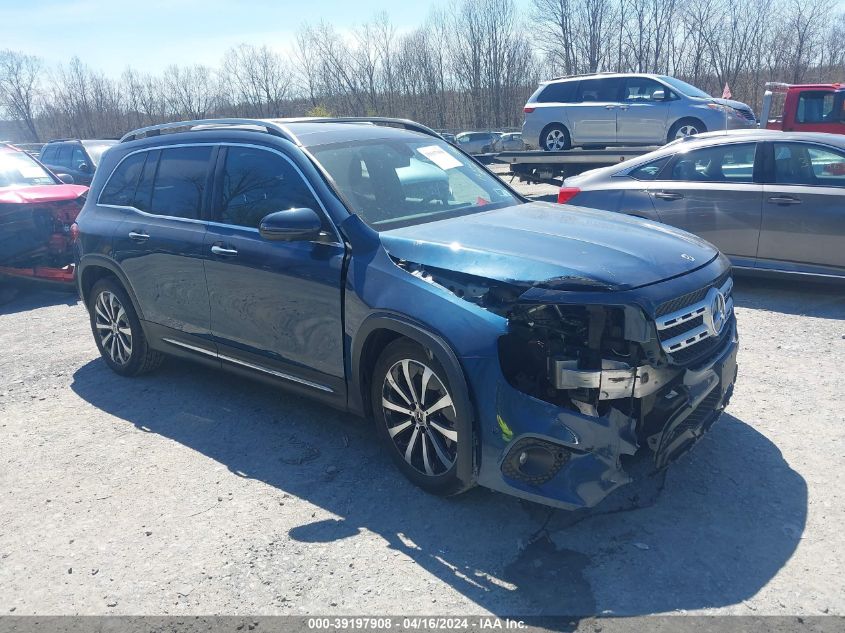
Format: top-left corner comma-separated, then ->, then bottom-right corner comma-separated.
78,255 -> 145,320
350,313 -> 477,484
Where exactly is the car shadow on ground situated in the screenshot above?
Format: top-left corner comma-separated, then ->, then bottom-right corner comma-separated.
71,354 -> 806,618
0,285 -> 78,315
732,275 -> 845,319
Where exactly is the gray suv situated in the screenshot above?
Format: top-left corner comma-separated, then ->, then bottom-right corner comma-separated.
523,73 -> 757,151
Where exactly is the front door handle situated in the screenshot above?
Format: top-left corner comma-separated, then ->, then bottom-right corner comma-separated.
211,244 -> 238,257
605,105 -> 616,110
128,231 -> 149,242
652,191 -> 684,201
768,195 -> 802,205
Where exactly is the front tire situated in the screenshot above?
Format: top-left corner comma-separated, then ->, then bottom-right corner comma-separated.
668,118 -> 706,142
88,278 -> 163,376
371,339 -> 473,496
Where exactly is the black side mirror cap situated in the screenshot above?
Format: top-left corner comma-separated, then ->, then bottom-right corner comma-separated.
259,208 -> 323,242
56,173 -> 75,184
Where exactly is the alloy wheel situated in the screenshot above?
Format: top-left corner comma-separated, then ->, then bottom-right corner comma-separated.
94,290 -> 133,365
381,359 -> 458,476
675,124 -> 700,138
545,129 -> 568,151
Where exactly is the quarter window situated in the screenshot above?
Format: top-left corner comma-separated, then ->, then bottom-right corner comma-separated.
99,152 -> 147,207
629,156 -> 670,180
40,146 -> 57,163
668,143 -> 757,183
219,147 -> 321,229
149,146 -> 212,219
537,81 -> 578,103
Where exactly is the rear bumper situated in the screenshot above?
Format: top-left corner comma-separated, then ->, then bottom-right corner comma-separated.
475,322 -> 739,510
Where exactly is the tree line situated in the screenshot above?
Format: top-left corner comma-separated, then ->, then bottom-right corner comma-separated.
1,0 -> 843,143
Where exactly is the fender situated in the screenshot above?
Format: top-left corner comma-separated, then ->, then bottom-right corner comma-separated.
77,254 -> 146,321
350,312 -> 477,485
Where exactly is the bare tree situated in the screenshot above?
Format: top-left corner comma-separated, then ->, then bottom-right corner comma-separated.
0,49 -> 43,141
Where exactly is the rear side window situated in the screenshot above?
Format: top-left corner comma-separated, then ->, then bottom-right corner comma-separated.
773,143 -> 845,186
629,156 -> 670,180
218,147 -> 321,229
149,146 -> 212,219
537,81 -> 578,103
40,145 -> 57,162
576,78 -> 619,102
99,152 -> 147,206
668,143 -> 757,183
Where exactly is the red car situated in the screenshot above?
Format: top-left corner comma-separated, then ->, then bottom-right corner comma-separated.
761,82 -> 845,135
0,143 -> 88,284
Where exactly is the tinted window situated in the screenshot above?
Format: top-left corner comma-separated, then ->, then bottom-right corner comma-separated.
537,81 -> 578,103
668,143 -> 757,183
100,152 -> 147,207
149,146 -> 212,219
55,144 -> 72,167
71,146 -> 87,170
773,143 -> 845,186
796,91 -> 835,123
629,156 -> 670,180
623,77 -> 668,102
219,147 -> 321,229
41,145 -> 57,162
576,78 -> 619,102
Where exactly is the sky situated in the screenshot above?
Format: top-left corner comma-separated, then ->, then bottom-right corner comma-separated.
0,0 -> 487,76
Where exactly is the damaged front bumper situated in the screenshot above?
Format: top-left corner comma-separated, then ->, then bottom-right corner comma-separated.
475,321 -> 738,510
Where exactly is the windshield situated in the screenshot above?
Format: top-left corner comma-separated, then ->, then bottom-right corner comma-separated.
84,142 -> 116,166
659,76 -> 712,99
308,138 -> 520,230
0,149 -> 57,188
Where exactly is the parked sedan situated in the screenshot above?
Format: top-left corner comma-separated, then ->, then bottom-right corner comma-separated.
453,131 -> 499,154
493,132 -> 525,152
558,129 -> 845,279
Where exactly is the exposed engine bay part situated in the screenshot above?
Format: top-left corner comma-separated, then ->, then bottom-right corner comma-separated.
553,358 -> 679,400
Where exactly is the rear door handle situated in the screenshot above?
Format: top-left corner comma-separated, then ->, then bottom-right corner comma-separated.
768,195 -> 802,205
211,244 -> 238,257
652,191 -> 684,201
128,231 -> 149,242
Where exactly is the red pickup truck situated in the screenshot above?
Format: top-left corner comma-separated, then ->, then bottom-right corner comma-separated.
761,82 -> 845,134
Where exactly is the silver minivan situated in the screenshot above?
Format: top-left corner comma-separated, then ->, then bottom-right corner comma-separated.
523,73 -> 757,151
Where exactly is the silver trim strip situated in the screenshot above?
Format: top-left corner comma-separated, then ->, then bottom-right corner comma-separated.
217,353 -> 334,393
656,278 -> 733,331
162,337 -> 334,393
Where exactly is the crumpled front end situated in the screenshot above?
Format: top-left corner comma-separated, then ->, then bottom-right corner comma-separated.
457,262 -> 739,510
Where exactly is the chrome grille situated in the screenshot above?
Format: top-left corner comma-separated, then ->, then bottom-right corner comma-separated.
655,276 -> 734,365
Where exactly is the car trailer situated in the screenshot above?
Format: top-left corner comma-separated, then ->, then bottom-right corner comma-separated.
496,147 -> 657,185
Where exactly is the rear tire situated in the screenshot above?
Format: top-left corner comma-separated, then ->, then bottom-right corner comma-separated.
88,278 -> 163,377
668,118 -> 706,142
371,339 -> 474,497
541,124 -> 572,151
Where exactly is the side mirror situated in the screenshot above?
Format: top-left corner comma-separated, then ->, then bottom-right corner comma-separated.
652,89 -> 666,101
259,208 -> 322,242
56,173 -> 75,184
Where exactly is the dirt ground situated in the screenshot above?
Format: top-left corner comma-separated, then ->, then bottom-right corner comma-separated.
0,174 -> 843,617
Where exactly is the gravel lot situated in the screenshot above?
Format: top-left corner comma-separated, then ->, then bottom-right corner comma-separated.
1,173 -> 843,617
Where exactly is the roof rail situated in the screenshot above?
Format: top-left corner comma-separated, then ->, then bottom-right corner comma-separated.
275,117 -> 443,141
548,70 -> 619,82
47,138 -> 81,143
120,118 -> 294,143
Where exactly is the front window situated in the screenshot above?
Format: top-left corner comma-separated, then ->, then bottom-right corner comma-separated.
668,143 -> 757,183
658,76 -> 711,99
0,148 -> 57,188
309,138 -> 520,230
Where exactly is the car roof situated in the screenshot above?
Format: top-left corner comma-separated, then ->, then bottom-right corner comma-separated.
669,129 -> 845,148
271,120 -> 436,148
544,72 -> 664,85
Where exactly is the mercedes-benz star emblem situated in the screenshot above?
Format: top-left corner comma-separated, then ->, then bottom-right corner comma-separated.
681,253 -> 695,262
703,288 -> 728,337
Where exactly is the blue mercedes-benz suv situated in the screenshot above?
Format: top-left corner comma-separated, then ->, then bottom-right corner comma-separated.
75,117 -> 738,509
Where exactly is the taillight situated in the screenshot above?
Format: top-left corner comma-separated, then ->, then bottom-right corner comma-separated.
70,222 -> 80,242
557,187 -> 581,204
523,107 -> 535,113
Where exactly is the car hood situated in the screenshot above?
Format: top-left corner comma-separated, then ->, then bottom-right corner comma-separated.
0,184 -> 88,205
710,97 -> 754,112
380,202 -> 718,291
